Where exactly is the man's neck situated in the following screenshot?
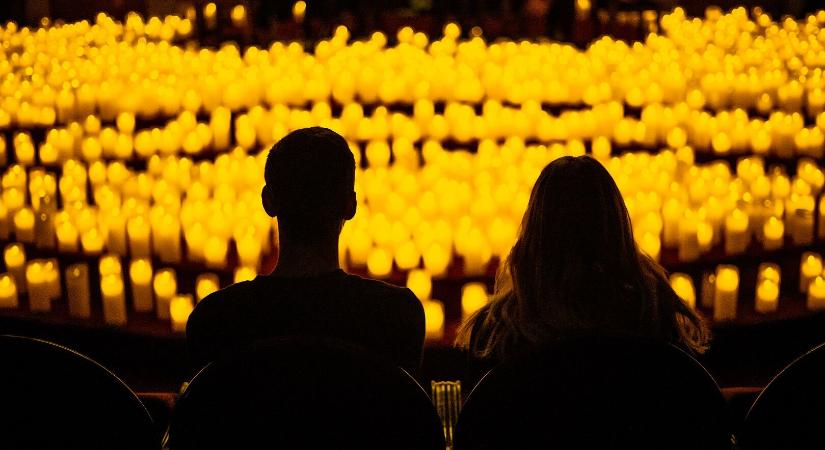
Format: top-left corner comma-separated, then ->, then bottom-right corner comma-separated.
270,238 -> 341,278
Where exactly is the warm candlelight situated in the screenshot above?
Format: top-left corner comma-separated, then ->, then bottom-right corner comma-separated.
13,207 -> 35,243
756,279 -> 779,314
196,273 -> 220,302
423,244 -> 450,278
422,298 -> 445,341
127,215 -> 151,258
100,274 -> 127,325
26,260 -> 49,312
669,273 -> 696,309
0,273 -> 18,308
799,252 -> 823,294
367,247 -> 393,279
170,295 -> 194,332
407,269 -> 432,301
461,282 -> 488,319
724,209 -> 749,254
4,243 -> 26,293
129,258 -> 154,313
234,266 -> 257,283
66,263 -> 90,318
713,265 -> 739,321
153,268 -> 177,319
808,276 -> 825,311
762,216 -> 784,250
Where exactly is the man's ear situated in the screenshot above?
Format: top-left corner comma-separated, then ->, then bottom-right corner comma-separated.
261,185 -> 277,217
343,191 -> 356,220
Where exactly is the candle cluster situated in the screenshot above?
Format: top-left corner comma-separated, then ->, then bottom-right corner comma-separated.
1,7 -> 825,335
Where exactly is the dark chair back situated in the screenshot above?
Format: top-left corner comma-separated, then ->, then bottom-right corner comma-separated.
454,336 -> 732,450
168,337 -> 445,450
0,334 -> 156,450
741,342 -> 825,450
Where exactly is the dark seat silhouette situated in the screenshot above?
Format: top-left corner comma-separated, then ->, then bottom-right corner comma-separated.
454,336 -> 732,450
741,342 -> 825,450
167,336 -> 445,450
0,334 -> 156,450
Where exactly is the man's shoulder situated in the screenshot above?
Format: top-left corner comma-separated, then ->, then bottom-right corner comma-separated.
191,280 -> 259,316
341,272 -> 418,303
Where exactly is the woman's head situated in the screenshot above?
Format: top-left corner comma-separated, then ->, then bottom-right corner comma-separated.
458,156 -> 707,359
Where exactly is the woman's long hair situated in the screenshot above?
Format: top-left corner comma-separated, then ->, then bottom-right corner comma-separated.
457,156 -> 709,360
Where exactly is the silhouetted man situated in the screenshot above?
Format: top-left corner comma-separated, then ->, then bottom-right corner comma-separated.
187,127 -> 425,372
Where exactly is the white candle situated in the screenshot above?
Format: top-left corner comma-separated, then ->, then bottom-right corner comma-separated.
799,252 -> 823,294
66,263 -> 90,318
461,282 -> 488,319
13,207 -> 35,243
42,259 -> 61,300
762,216 -> 784,250
4,243 -> 26,293
127,215 -> 151,258
713,265 -> 739,321
724,209 -> 749,254
195,273 -> 220,302
808,276 -> 825,310
0,273 -> 18,308
170,294 -> 194,332
55,220 -> 79,252
153,268 -> 177,319
755,279 -> 779,314
129,258 -> 154,313
100,274 -> 127,325
26,260 -> 49,312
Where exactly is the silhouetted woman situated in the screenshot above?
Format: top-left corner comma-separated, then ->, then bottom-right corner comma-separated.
456,155 -> 709,374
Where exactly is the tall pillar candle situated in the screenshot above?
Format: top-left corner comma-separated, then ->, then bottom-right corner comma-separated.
129,258 -> 154,313
127,215 -> 151,258
799,252 -> 823,294
65,263 -> 90,318
713,265 -> 739,321
100,274 -> 127,325
153,268 -> 177,319
4,243 -> 26,293
724,209 -> 749,254
0,273 -> 18,308
26,261 -> 49,312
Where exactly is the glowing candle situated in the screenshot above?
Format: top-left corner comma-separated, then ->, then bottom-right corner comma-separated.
184,223 -> 207,262
129,258 -> 154,313
799,252 -> 823,294
407,269 -> 432,301
669,273 -> 696,309
0,273 -> 18,308
203,236 -> 228,269
236,233 -> 262,269
99,254 -> 122,278
170,295 -> 194,332
80,227 -> 105,256
104,210 -> 127,255
347,229 -> 372,267
65,263 -> 90,318
762,216 -> 784,250
100,274 -> 126,325
394,241 -> 421,271
423,244 -> 451,278
34,210 -> 55,249
461,282 -> 488,319
196,273 -> 220,302
422,298 -> 445,341
724,209 -> 749,254
4,243 -> 26,293
127,215 -> 151,258
154,214 -> 182,263
13,207 -> 35,242
153,268 -> 177,319
677,218 -> 699,262
713,265 -> 739,322
808,276 -> 825,311
0,203 -> 9,239
42,259 -> 60,300
26,261 -> 49,312
234,266 -> 257,283
367,247 -> 393,279
662,199 -> 682,248
756,279 -> 779,314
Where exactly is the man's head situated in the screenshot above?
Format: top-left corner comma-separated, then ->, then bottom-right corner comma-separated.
262,127 -> 356,242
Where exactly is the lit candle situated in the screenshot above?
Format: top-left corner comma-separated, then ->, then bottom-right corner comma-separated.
104,210 -> 127,255
184,223 -> 207,262
423,243 -> 451,278
461,282 -> 488,319
367,247 -> 393,279
347,229 -> 372,267
42,259 -> 60,300
129,258 -> 154,313
154,213 -> 181,263
762,216 -> 784,250
65,263 -> 90,318
236,233 -> 262,269
100,274 -> 127,325
196,273 -> 220,302
13,207 -> 35,243
99,254 -> 123,278
756,279 -> 779,314
234,266 -> 257,283
34,210 -> 55,249
724,209 -> 749,254
127,215 -> 151,258
394,241 -> 421,271
677,218 -> 699,262
203,236 -> 228,269
170,295 -> 194,332
26,260 -> 49,312
799,252 -> 823,294
0,273 -> 18,308
669,273 -> 696,309
80,227 -> 105,256
407,269 -> 432,301
4,243 -> 26,293
713,265 -> 739,322
808,276 -> 825,311
153,268 -> 177,319
422,298 -> 445,341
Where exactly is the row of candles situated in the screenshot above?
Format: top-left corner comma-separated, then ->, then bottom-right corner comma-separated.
2,139 -> 825,280
2,7 -> 825,135
7,98 -> 825,169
